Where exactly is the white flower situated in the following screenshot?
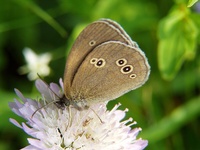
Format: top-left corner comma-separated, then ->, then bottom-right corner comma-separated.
18,47 -> 52,80
9,79 -> 148,150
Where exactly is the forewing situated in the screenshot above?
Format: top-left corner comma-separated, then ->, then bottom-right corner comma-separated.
100,19 -> 139,48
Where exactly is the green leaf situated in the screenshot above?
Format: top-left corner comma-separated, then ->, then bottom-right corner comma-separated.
187,0 -> 199,7
158,6 -> 198,80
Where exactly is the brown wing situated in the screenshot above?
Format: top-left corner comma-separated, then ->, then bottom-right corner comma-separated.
69,41 -> 150,104
100,19 -> 139,48
64,19 -> 135,98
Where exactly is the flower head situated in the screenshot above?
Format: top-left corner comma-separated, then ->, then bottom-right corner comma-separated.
9,79 -> 148,150
18,47 -> 52,80
194,2 -> 200,12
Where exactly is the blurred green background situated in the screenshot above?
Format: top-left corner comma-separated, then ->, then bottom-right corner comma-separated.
0,0 -> 200,149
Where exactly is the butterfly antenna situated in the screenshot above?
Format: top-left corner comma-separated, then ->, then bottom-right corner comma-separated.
37,74 -> 62,98
31,100 -> 58,119
90,108 -> 104,124
37,73 -> 43,80
32,75 -> 63,118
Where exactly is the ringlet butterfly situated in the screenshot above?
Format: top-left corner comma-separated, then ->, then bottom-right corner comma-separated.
56,18 -> 150,110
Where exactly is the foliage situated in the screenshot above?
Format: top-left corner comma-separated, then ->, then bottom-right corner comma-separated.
0,0 -> 199,149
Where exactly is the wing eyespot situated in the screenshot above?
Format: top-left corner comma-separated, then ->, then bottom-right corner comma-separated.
120,65 -> 133,74
89,40 -> 96,46
116,58 -> 127,66
95,58 -> 106,68
90,58 -> 98,64
130,74 -> 137,79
